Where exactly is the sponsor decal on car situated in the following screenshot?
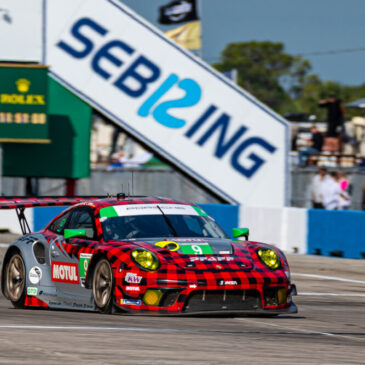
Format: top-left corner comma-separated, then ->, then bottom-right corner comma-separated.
121,299 -> 142,306
125,272 -> 143,284
189,284 -> 197,289
189,256 -> 234,262
180,243 -> 213,255
100,204 -> 199,218
27,287 -> 38,296
125,286 -> 140,292
51,261 -> 79,284
218,280 -> 238,286
79,253 -> 92,287
28,266 -> 42,285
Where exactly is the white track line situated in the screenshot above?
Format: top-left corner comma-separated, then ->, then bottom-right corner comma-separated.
299,292 -> 365,297
292,273 -> 365,285
240,318 -> 365,342
0,325 -> 182,333
0,243 -> 9,248
1,324 -> 364,342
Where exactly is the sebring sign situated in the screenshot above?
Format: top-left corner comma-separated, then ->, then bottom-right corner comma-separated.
46,0 -> 289,207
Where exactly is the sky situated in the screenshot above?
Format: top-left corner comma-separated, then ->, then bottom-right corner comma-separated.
121,0 -> 365,86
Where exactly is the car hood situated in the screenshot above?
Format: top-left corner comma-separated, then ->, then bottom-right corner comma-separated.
132,237 -> 233,254
128,237 -> 254,270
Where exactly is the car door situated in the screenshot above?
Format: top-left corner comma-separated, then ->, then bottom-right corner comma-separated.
63,207 -> 99,288
49,207 -> 97,308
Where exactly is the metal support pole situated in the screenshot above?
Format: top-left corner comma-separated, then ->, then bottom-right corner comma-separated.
66,178 -> 77,196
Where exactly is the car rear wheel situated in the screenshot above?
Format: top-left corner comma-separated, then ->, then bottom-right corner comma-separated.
92,259 -> 114,313
5,252 -> 26,308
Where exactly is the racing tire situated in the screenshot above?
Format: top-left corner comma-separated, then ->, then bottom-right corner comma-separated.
5,252 -> 26,308
92,258 -> 114,314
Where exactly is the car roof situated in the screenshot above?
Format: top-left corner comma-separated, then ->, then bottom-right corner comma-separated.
75,196 -> 194,211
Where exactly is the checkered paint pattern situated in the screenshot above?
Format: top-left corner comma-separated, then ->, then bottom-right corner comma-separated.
4,197 -> 296,314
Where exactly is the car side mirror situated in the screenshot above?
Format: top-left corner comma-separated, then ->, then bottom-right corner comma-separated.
232,228 -> 249,240
64,228 -> 87,240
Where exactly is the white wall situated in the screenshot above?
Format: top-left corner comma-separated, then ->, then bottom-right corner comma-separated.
239,206 -> 307,254
0,209 -> 33,235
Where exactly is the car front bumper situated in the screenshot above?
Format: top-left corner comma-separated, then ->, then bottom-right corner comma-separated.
116,284 -> 298,315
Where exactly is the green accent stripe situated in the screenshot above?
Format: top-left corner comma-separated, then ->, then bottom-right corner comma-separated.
99,206 -> 118,218
192,206 -> 208,217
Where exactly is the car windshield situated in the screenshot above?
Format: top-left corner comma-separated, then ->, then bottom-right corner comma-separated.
101,214 -> 228,241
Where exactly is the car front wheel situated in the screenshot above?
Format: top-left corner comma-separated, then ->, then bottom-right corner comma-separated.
5,252 -> 26,308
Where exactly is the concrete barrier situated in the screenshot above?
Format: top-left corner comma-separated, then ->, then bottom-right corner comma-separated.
199,204 -> 239,237
33,207 -> 67,232
239,206 -> 307,254
0,209 -> 33,235
308,209 -> 365,259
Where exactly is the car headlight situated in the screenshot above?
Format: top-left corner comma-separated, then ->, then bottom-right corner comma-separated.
257,248 -> 280,270
131,248 -> 160,271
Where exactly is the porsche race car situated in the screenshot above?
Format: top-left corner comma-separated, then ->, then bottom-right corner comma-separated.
1,195 -> 297,315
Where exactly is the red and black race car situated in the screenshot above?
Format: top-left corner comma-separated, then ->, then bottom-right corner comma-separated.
1,195 -> 297,315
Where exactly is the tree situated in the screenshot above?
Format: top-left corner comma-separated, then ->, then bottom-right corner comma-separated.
213,41 -> 311,112
295,79 -> 365,120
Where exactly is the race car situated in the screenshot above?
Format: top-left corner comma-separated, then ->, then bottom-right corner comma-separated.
1,195 -> 297,315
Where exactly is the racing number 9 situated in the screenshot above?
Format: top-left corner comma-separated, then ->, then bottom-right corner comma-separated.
191,245 -> 203,255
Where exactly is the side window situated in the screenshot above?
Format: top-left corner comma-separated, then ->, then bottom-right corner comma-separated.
49,212 -> 70,234
67,209 -> 96,240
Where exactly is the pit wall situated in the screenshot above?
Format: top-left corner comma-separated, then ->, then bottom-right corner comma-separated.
3,205 -> 365,259
239,206 -> 307,254
240,206 -> 365,259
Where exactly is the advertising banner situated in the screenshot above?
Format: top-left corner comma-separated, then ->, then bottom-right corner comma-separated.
3,77 -> 92,178
46,0 -> 289,207
0,65 -> 49,143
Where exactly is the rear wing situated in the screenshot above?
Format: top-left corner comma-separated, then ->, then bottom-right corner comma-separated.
0,196 -> 104,210
0,196 -> 104,234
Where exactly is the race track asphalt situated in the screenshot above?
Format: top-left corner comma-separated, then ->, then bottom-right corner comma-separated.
0,242 -> 364,364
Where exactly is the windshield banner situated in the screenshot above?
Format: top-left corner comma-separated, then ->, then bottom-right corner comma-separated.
99,204 -> 201,217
